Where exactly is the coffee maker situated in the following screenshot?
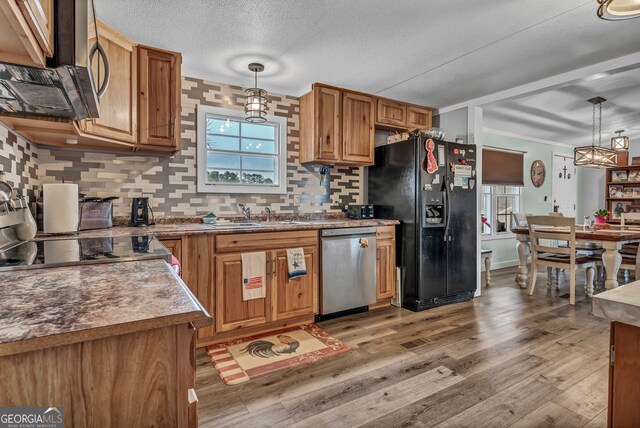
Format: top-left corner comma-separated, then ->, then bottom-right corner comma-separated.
130,197 -> 154,226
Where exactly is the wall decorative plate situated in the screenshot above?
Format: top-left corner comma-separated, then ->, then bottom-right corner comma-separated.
531,160 -> 546,187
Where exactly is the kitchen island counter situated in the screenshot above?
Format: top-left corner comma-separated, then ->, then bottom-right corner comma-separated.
0,258 -> 211,357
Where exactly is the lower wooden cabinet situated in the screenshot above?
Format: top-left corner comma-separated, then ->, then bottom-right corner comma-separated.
272,246 -> 318,321
215,235 -> 319,333
376,226 -> 396,301
159,238 -> 182,267
215,253 -> 270,332
608,321 -> 640,427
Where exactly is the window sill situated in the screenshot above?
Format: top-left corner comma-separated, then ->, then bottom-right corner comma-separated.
197,182 -> 287,194
481,233 -> 516,241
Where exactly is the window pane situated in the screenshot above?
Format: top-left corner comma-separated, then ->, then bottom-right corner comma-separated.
208,153 -> 240,169
482,194 -> 491,235
482,186 -> 492,194
241,171 -> 275,184
242,122 -> 276,140
242,155 -> 275,171
242,138 -> 276,154
207,169 -> 241,183
494,186 -> 506,194
207,117 -> 239,136
207,135 -> 240,151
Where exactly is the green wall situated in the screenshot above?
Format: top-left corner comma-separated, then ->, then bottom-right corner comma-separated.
481,132 -> 579,269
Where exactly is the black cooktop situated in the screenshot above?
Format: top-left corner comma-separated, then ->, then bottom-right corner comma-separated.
0,235 -> 171,272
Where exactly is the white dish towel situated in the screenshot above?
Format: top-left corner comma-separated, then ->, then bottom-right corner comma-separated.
241,252 -> 266,301
286,248 -> 307,278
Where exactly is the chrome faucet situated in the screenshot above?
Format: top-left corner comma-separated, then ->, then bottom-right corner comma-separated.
265,207 -> 272,222
238,204 -> 251,222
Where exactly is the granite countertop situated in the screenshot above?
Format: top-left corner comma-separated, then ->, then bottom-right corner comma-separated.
0,259 -> 212,357
592,280 -> 640,328
35,218 -> 400,240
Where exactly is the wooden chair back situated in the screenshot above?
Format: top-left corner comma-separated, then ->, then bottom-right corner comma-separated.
621,212 -> 640,226
526,215 -> 576,264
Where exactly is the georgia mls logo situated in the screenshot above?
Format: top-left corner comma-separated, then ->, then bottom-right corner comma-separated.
0,406 -> 64,428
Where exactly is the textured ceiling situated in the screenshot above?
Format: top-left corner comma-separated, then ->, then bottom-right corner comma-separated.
95,0 -> 640,108
483,66 -> 640,146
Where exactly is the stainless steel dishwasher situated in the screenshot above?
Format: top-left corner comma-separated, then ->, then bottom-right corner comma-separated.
319,227 -> 377,318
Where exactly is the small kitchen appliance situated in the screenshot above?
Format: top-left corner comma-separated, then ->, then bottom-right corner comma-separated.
341,204 -> 374,219
130,197 -> 154,227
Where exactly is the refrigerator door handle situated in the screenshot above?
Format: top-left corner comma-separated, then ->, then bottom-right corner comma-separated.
443,184 -> 451,241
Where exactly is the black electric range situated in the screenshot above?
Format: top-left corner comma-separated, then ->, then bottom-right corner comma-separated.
0,235 -> 171,272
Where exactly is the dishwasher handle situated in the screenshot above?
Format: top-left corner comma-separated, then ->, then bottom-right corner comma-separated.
321,233 -> 376,241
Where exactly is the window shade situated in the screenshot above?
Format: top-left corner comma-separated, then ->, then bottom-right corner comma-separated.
482,149 -> 524,186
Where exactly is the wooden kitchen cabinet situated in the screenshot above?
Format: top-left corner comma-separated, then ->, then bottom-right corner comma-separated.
376,98 -> 407,128
159,237 -> 182,265
300,85 -> 342,163
300,84 -> 374,166
272,246 -> 318,321
407,105 -> 432,129
137,45 -> 182,151
608,321 -> 640,427
342,91 -> 375,164
300,83 -> 432,166
212,230 -> 319,339
0,0 -> 52,67
215,253 -> 271,332
78,21 -> 138,145
376,226 -> 396,301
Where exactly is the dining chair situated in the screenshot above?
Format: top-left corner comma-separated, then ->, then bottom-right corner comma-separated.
526,215 -> 595,305
619,212 -> 640,282
545,212 -> 603,289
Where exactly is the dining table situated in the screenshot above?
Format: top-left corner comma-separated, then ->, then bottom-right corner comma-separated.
511,225 -> 640,290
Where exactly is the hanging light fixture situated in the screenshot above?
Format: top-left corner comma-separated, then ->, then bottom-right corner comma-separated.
611,130 -> 630,151
244,63 -> 267,123
597,0 -> 640,20
574,97 -> 617,168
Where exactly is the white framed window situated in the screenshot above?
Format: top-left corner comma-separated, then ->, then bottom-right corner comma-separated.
197,105 -> 287,194
482,185 -> 522,239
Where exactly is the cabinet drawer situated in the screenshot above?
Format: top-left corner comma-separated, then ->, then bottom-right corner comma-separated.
216,230 -> 318,253
376,226 -> 395,238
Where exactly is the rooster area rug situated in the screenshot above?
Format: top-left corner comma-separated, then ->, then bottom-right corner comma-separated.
206,324 -> 350,385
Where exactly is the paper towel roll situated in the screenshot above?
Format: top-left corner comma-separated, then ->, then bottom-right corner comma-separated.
44,239 -> 80,264
43,183 -> 79,234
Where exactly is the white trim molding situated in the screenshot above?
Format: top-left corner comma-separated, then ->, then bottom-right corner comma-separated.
196,105 -> 288,194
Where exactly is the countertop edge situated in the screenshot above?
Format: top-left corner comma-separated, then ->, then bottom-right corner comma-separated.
0,310 -> 210,358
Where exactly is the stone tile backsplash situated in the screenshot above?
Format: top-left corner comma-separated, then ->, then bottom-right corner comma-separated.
0,77 -> 361,218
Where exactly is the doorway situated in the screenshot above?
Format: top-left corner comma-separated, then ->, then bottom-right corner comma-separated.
552,154 -> 577,217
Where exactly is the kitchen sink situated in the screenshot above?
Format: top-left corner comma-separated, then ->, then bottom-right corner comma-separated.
276,220 -> 311,225
206,222 -> 264,229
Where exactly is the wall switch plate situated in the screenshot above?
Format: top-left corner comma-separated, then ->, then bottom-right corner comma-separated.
293,195 -> 301,205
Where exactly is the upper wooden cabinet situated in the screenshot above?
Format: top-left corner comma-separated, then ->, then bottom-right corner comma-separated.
376,98 -> 406,128
342,92 -> 375,164
0,0 -> 53,67
137,46 -> 181,151
0,20 -> 182,155
78,21 -> 137,145
407,105 -> 432,129
300,84 -> 374,166
300,83 -> 432,166
376,97 -> 432,130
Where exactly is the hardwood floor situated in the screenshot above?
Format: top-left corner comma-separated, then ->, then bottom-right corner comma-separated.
195,266 -> 610,427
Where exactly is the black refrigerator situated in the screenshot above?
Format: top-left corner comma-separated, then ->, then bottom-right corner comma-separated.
368,136 -> 477,311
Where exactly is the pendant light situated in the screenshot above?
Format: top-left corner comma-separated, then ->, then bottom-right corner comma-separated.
597,0 -> 640,20
574,97 -> 617,168
611,130 -> 630,151
244,63 -> 267,123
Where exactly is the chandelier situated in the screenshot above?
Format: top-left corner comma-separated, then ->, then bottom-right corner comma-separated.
611,130 -> 630,151
244,63 -> 267,123
574,97 -> 617,168
597,0 -> 640,20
